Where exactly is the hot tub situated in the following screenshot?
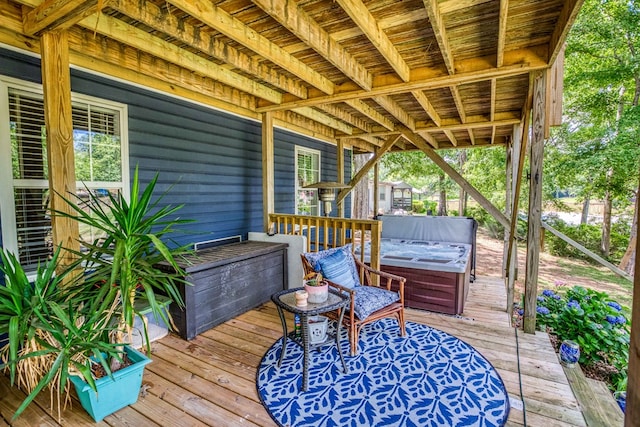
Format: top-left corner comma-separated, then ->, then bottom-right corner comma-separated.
356,239 -> 472,315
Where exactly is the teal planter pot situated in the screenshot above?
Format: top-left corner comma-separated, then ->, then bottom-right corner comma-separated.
70,346 -> 151,422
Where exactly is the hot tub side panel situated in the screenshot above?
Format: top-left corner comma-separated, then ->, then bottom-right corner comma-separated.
383,262 -> 470,315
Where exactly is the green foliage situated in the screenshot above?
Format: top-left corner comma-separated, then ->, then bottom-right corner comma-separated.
54,166 -> 195,350
536,286 -> 630,389
544,216 -> 630,264
0,247 -> 122,420
412,200 -> 426,213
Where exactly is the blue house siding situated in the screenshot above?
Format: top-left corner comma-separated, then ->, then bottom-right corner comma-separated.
0,47 -> 351,252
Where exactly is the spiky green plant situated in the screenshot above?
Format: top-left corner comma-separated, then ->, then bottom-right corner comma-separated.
54,166 -> 194,350
0,246 -> 122,421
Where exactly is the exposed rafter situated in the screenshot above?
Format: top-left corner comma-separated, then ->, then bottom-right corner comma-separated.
345,99 -> 395,131
257,47 -> 548,112
333,0 -> 410,82
412,90 -> 442,127
22,0 -> 110,35
110,0 -> 309,100
450,85 -> 467,123
549,0 -> 585,65
496,0 -> 509,67
252,0 -> 372,91
374,96 -> 415,131
166,0 -> 335,95
424,0 -> 455,75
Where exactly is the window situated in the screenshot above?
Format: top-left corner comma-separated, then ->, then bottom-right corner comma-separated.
295,146 -> 320,215
379,190 -> 386,201
0,77 -> 128,273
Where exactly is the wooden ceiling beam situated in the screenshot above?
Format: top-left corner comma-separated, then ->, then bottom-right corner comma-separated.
439,0 -> 493,15
496,0 -> 509,67
424,0 -> 455,75
23,0 -> 110,35
166,0 -> 334,95
450,85 -> 467,123
468,129 -> 476,145
318,104 -> 372,133
257,46 -> 548,112
411,90 -> 442,127
110,0 -> 308,100
77,13 -> 284,104
417,115 -> 520,132
292,107 -> 353,134
373,96 -> 415,131
549,0 -> 585,65
443,130 -> 458,147
491,78 -> 497,121
336,134 -> 402,203
252,0 -> 372,91
345,99 -> 395,131
334,0 -> 410,82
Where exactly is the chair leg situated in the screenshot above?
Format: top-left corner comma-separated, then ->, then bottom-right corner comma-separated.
349,324 -> 358,356
398,310 -> 406,337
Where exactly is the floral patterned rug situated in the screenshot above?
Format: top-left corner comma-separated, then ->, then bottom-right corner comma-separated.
257,319 -> 510,427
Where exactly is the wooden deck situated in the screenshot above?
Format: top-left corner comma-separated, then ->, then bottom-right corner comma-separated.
0,275 -> 587,426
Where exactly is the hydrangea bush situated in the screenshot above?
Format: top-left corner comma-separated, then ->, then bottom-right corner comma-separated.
535,285 -> 630,389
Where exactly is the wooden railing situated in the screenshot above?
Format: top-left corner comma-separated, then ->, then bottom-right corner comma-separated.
268,213 -> 382,272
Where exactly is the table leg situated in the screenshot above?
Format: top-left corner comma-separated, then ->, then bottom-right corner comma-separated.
335,308 -> 348,374
300,313 -> 310,392
276,306 -> 288,368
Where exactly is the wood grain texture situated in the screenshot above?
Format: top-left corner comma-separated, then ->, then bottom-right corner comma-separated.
524,70 -> 546,334
40,30 -> 80,274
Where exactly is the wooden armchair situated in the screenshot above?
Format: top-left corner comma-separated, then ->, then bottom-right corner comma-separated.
301,245 -> 406,356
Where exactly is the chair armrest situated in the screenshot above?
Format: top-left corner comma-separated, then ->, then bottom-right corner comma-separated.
353,258 -> 405,298
325,280 -> 357,314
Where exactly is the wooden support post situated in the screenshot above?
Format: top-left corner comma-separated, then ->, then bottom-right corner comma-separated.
337,139 -> 345,218
626,213 -> 640,425
524,71 -> 546,334
40,30 -> 80,276
503,142 -> 513,279
505,123 -> 523,314
373,150 -> 380,217
262,112 -> 274,232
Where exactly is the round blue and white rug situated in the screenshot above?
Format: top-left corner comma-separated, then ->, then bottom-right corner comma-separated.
257,319 -> 509,427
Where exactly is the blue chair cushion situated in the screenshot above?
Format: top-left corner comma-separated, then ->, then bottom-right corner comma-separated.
352,286 -> 400,319
303,245 -> 360,289
316,249 -> 359,289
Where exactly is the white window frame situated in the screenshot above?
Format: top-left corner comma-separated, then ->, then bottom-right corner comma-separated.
294,146 -> 321,216
0,75 -> 129,272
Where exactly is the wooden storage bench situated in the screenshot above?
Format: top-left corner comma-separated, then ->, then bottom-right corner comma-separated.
166,241 -> 288,340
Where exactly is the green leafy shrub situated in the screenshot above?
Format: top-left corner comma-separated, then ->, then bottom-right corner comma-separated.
412,200 -> 426,213
544,217 -> 629,264
536,285 -> 630,389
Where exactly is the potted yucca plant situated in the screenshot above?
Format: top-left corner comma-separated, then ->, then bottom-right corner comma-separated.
1,167 -> 194,421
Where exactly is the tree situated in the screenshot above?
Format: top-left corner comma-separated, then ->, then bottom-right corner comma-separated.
555,0 -> 640,263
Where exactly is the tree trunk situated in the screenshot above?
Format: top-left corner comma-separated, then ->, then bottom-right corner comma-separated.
581,196 -> 590,224
437,172 -> 448,216
620,187 -> 639,275
352,154 -> 370,219
601,169 -> 613,257
601,191 -> 612,256
458,150 -> 467,216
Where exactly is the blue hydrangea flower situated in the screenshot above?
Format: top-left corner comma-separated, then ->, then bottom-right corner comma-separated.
518,309 -> 524,316
536,306 -> 550,315
542,289 -> 555,297
616,315 -> 626,325
606,315 -> 618,324
537,296 -> 546,302
607,301 -> 622,312
567,300 -> 581,310
553,294 -> 562,300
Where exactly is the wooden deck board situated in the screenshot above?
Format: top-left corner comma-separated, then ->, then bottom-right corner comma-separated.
1,275 -> 588,426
